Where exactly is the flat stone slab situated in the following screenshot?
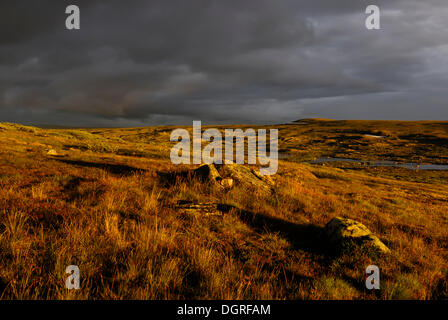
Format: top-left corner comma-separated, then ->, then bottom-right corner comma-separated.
175,200 -> 224,216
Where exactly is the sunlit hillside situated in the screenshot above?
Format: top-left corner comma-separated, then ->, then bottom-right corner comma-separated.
0,120 -> 447,299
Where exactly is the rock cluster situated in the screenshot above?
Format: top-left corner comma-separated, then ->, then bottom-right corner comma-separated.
193,163 -> 274,194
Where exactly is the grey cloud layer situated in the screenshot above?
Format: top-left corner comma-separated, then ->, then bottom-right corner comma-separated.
0,0 -> 447,126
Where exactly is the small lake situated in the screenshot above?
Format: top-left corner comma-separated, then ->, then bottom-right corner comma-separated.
311,157 -> 448,171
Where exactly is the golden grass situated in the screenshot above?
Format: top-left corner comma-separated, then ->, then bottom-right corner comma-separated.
0,120 -> 447,299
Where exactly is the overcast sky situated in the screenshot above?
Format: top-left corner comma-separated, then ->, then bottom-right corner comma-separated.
1,0 -> 447,126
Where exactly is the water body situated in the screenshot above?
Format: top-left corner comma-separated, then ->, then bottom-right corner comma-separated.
363,134 -> 386,138
311,157 -> 448,170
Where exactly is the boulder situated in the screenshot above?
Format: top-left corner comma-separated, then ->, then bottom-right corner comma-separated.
47,149 -> 58,156
194,163 -> 221,183
220,178 -> 234,188
324,217 -> 390,254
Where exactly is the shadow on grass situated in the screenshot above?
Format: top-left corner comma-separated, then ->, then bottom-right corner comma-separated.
57,159 -> 145,176
157,169 -> 197,188
218,204 -> 328,256
61,176 -> 105,203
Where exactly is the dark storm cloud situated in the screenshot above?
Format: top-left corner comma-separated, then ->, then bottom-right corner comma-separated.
0,0 -> 448,126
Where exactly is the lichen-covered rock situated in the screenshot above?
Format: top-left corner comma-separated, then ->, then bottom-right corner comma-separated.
217,164 -> 274,189
325,217 -> 390,254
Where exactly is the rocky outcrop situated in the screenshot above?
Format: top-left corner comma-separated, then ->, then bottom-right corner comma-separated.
324,217 -> 390,254
193,163 -> 274,194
